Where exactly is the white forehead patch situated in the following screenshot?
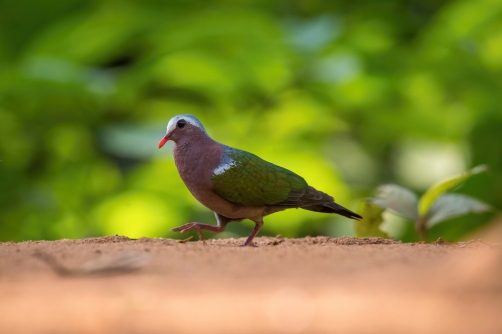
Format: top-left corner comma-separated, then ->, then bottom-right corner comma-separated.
166,114 -> 207,134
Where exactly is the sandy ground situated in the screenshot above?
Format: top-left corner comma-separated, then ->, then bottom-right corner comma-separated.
1,235 -> 501,334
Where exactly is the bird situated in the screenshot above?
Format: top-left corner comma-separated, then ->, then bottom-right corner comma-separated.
158,114 -> 362,246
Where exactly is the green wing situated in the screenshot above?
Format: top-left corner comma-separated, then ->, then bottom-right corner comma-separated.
211,148 -> 309,206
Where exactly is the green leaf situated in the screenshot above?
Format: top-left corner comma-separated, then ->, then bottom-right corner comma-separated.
368,184 -> 419,220
354,201 -> 389,238
418,165 -> 488,216
425,193 -> 491,227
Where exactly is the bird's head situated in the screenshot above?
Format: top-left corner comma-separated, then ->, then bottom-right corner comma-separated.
158,114 -> 208,148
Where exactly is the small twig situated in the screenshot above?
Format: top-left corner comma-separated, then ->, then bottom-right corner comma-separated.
33,252 -> 72,276
177,236 -> 193,243
33,250 -> 150,277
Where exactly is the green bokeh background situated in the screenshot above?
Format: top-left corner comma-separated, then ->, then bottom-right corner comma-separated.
1,0 -> 500,242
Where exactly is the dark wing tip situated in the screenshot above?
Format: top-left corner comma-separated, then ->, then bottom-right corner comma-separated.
302,202 -> 363,220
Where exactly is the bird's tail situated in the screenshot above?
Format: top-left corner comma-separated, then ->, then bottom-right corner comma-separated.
302,202 -> 362,220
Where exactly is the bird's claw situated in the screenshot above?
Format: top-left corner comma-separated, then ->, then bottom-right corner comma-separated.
171,223 -> 199,233
171,223 -> 205,241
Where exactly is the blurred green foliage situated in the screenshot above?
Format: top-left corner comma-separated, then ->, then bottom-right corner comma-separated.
0,0 -> 500,242
368,166 -> 491,240
354,202 -> 388,239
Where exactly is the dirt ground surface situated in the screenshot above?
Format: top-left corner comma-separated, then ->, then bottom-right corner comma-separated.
1,235 -> 501,334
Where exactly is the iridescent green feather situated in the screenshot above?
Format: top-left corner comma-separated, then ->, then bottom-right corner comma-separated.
211,148 -> 308,206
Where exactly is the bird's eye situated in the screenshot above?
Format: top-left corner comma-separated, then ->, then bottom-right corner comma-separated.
177,120 -> 186,129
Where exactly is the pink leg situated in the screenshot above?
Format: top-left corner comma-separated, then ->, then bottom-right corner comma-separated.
171,222 -> 226,233
171,213 -> 230,241
241,219 -> 264,247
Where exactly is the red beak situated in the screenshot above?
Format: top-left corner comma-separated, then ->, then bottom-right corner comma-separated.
158,135 -> 170,149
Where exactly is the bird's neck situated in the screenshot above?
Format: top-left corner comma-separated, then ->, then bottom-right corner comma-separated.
172,133 -> 223,181
173,132 -> 217,156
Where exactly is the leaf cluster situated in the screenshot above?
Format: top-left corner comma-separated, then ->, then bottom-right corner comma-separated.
367,166 -> 491,240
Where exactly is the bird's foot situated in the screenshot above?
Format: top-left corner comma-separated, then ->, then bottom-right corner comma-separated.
172,222 -> 228,242
171,222 -> 203,233
171,223 -> 205,241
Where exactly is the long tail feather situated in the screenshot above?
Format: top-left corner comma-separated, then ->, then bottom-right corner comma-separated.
302,202 -> 362,220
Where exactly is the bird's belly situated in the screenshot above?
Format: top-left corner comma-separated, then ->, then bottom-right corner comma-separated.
194,187 -> 266,220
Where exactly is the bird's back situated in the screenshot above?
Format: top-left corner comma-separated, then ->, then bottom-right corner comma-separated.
211,146 -> 324,207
